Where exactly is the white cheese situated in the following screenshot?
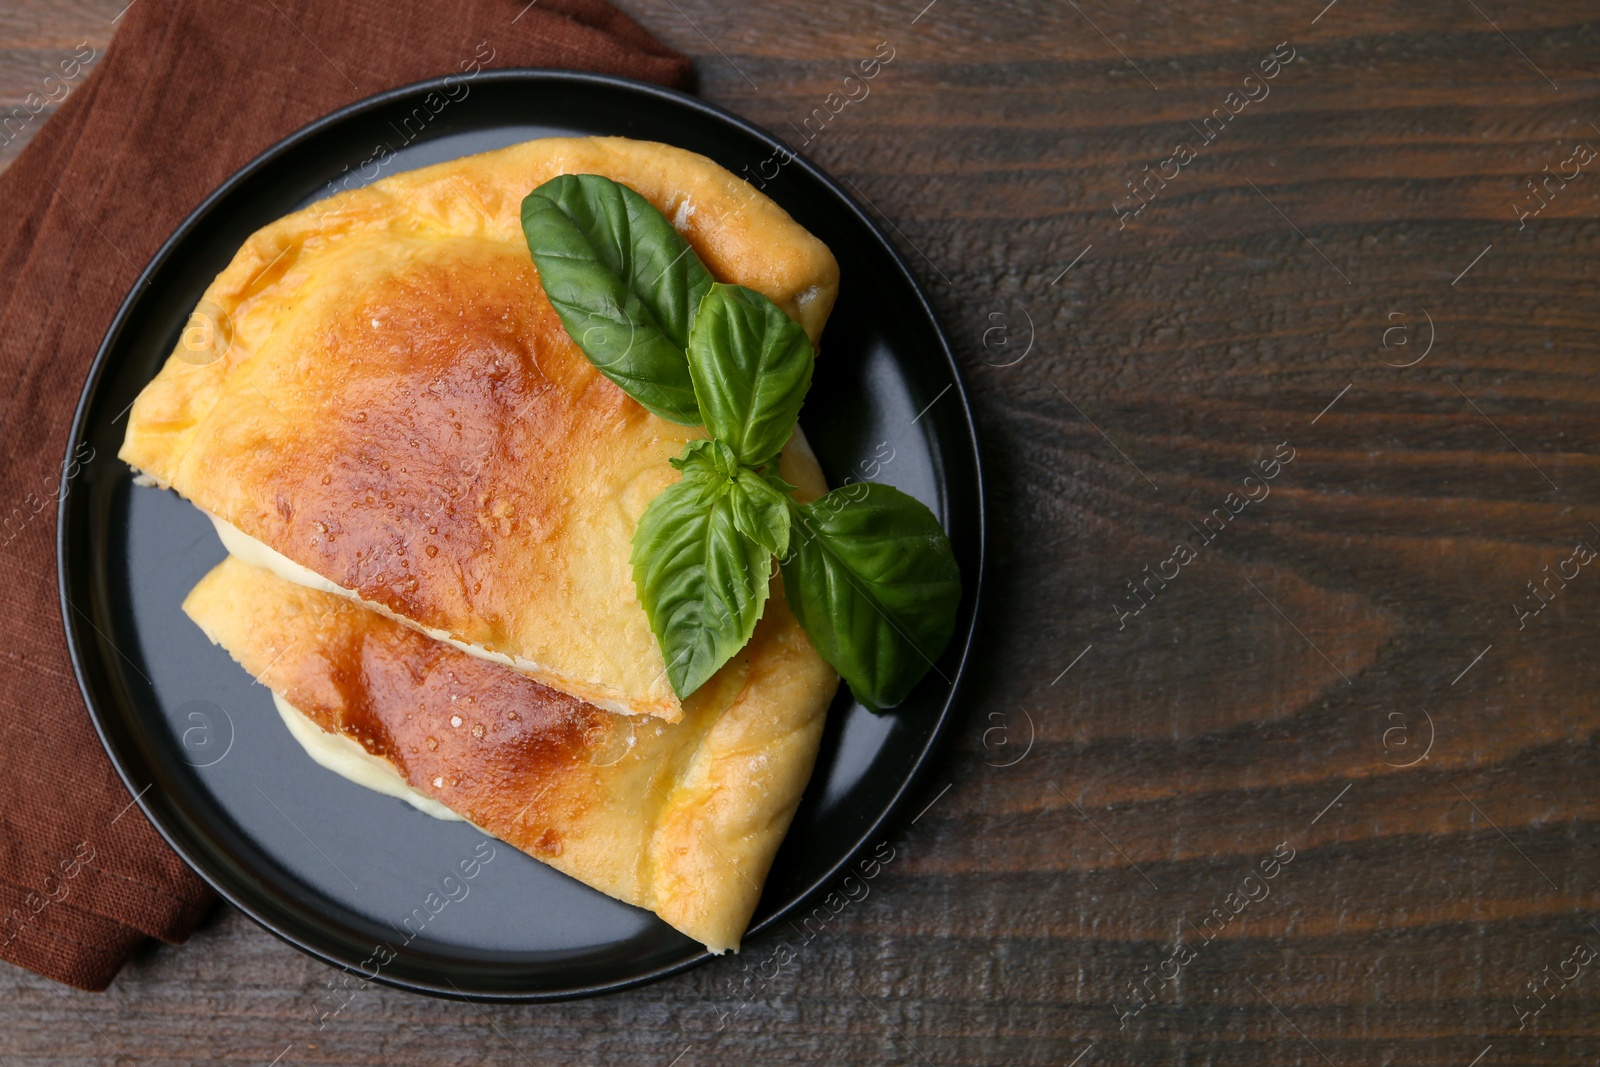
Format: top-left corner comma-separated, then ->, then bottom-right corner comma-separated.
270,691 -> 460,822
210,513 -> 341,593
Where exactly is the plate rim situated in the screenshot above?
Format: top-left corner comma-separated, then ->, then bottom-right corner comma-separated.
57,67 -> 986,1001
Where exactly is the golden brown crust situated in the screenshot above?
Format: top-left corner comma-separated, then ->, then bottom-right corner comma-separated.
122,136 -> 840,721
182,555 -> 837,953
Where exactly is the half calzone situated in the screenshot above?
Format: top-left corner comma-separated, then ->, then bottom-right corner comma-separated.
120,136 -> 840,721
183,555 -> 836,953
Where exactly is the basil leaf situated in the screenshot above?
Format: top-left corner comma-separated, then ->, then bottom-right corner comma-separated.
729,468 -> 790,558
521,174 -> 713,425
687,283 -> 814,464
759,464 -> 799,497
780,483 -> 961,710
671,436 -> 737,478
631,456 -> 771,700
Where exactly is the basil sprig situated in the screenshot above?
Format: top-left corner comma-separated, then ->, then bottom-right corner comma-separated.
522,175 -> 961,709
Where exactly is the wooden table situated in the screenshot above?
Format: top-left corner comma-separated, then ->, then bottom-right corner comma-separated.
5,0 -> 1600,1063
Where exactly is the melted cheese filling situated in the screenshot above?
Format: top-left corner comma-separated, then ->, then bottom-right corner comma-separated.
271,692 -> 461,821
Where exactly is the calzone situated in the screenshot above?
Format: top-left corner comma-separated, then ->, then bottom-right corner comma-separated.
120,136 -> 840,721
182,554 -> 836,953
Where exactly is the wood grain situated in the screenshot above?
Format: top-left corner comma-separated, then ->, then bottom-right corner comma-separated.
0,0 -> 117,169
5,0 -> 1600,1063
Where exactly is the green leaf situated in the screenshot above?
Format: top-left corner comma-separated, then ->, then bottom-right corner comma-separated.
670,437 -> 737,478
687,283 -> 814,464
631,448 -> 772,700
521,174 -> 714,424
759,464 -> 799,497
730,468 -> 791,558
780,483 -> 961,710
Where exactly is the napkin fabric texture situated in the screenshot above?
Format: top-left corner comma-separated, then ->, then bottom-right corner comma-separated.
0,0 -> 690,991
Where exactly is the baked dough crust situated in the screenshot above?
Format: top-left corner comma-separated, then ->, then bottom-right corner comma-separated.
182,555 -> 838,953
121,137 -> 839,721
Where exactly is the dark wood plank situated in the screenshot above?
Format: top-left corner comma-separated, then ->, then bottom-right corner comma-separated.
3,0 -> 1600,1063
0,0 -> 118,169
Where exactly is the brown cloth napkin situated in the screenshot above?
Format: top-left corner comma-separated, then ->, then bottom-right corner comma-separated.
0,0 -> 690,991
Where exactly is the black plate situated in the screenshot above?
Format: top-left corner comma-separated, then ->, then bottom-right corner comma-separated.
57,70 -> 983,1001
